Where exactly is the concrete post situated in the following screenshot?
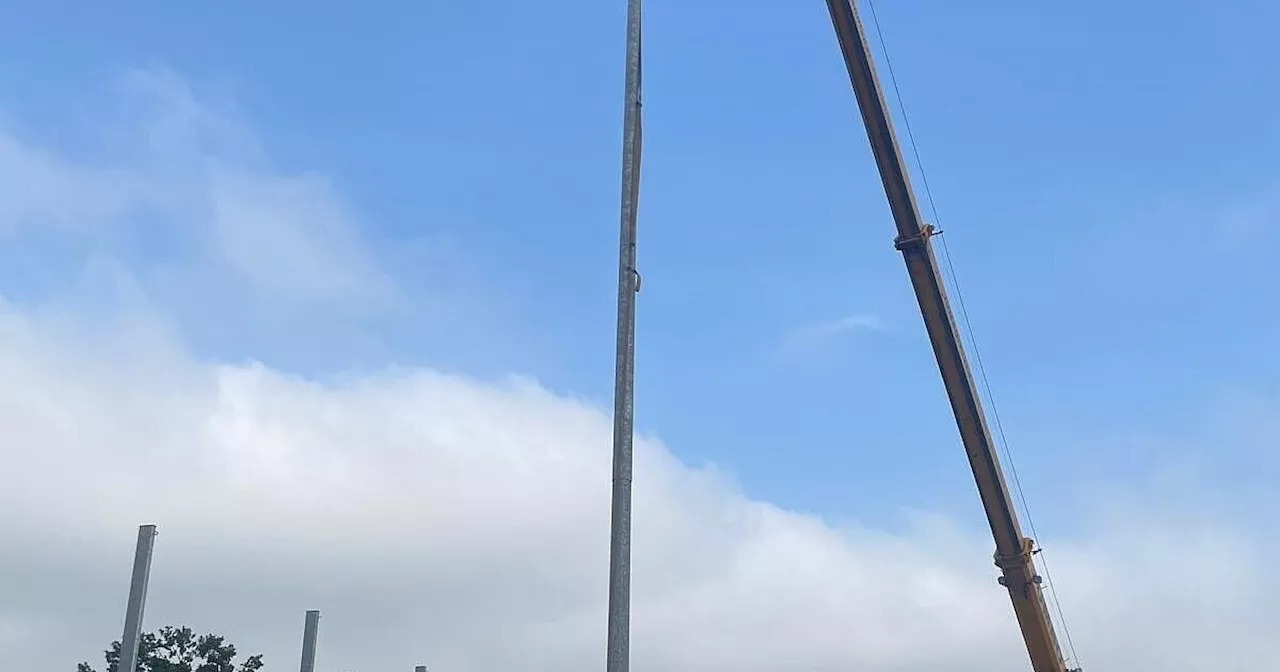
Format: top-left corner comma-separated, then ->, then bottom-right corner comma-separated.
118,525 -> 158,672
299,610 -> 320,672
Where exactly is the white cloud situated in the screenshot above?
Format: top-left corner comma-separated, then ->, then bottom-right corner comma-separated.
778,314 -> 883,362
0,69 -> 1276,672
0,133 -> 145,234
0,68 -> 392,311
205,169 -> 393,305
0,302 -> 1276,672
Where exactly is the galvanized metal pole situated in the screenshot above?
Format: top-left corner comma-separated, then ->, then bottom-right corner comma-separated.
118,524 -> 158,672
606,1 -> 643,672
299,610 -> 320,672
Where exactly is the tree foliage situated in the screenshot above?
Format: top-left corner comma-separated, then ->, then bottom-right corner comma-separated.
77,626 -> 265,672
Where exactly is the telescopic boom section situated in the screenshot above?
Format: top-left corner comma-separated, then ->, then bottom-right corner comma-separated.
823,3 -> 1077,671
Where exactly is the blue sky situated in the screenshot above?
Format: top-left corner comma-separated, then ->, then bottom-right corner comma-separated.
1,0 -> 1277,537
4,3 -> 1280,670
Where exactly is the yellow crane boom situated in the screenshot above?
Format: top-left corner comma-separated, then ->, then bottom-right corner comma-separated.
821,2 -> 1080,670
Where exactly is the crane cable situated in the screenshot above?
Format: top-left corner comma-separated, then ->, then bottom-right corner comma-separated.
861,1 -> 1083,667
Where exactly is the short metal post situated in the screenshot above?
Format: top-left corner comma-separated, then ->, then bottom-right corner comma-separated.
118,525 -> 158,672
299,610 -> 320,672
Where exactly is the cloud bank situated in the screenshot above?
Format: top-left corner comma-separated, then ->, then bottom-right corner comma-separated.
3,302 -> 1277,672
0,70 -> 1275,672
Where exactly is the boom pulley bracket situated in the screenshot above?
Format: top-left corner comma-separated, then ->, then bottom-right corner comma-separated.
892,223 -> 938,252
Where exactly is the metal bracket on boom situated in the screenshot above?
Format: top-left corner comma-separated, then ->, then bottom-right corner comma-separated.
994,537 -> 1043,591
892,223 -> 938,253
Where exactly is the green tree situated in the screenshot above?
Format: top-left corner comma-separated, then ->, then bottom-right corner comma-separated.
77,626 -> 265,672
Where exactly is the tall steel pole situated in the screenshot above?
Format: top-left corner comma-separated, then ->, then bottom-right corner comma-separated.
822,2 -> 1077,670
118,524 -> 158,672
606,0 -> 644,671
299,610 -> 320,672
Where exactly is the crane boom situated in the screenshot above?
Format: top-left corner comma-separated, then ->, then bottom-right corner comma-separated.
822,3 -> 1078,671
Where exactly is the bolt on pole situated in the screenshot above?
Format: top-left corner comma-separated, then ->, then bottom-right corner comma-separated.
299,610 -> 321,672
118,524 -> 158,672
